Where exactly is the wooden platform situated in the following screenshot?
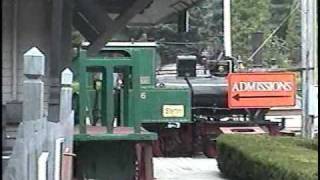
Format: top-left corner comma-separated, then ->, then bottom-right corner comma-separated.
74,126 -> 157,142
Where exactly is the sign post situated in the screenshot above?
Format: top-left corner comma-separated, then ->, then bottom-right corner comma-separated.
228,73 -> 296,109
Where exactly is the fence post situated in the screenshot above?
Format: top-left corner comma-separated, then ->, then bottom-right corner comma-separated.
23,47 -> 45,121
23,47 -> 45,180
59,68 -> 74,180
59,68 -> 73,122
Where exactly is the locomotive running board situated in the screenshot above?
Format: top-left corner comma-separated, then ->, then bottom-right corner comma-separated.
219,126 -> 266,134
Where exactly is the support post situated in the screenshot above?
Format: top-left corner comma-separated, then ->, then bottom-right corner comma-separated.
132,65 -> 141,133
105,67 -> 114,133
79,65 -> 87,134
59,68 -> 74,180
59,68 -> 73,122
223,0 -> 232,57
301,0 -> 308,138
23,47 -> 45,121
312,0 -> 318,85
301,0 -> 317,138
23,47 -> 45,180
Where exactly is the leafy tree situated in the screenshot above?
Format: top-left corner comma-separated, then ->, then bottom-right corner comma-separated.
124,0 -> 226,65
261,0 -> 300,68
72,0 -> 300,68
263,36 -> 290,68
230,0 -> 271,64
72,30 -> 84,46
269,0 -> 292,39
285,0 -> 301,66
190,0 -> 223,43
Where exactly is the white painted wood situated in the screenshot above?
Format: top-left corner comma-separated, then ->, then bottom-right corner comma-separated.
54,138 -> 64,180
60,68 -> 73,85
23,79 -> 44,120
23,47 -> 45,76
23,47 -> 45,121
59,87 -> 73,121
223,0 -> 232,57
309,85 -> 318,116
38,152 -> 49,180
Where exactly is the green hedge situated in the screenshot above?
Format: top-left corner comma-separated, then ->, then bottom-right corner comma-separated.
217,135 -> 318,180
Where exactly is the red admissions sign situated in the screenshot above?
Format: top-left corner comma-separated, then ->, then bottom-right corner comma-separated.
228,72 -> 296,109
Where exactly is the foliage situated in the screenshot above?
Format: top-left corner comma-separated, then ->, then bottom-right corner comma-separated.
126,23 -> 204,65
262,36 -> 290,68
231,0 -> 300,67
189,0 -> 223,44
285,0 -> 301,65
124,0 -> 226,65
217,134 -> 318,180
72,30 -> 84,46
269,0 -> 293,39
230,0 -> 271,64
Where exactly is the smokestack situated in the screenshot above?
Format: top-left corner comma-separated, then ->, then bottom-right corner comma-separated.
250,32 -> 264,67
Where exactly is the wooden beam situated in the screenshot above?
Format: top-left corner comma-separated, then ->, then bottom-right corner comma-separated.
77,0 -> 113,34
73,12 -> 98,42
87,0 -> 153,55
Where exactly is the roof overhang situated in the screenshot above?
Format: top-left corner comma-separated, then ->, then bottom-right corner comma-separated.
129,0 -> 202,26
73,0 -> 203,55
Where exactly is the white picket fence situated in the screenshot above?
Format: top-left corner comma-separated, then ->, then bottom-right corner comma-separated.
3,47 -> 74,180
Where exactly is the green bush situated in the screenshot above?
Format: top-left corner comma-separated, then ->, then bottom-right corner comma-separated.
217,135 -> 318,180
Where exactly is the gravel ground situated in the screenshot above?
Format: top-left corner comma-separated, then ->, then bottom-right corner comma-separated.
153,157 -> 228,180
